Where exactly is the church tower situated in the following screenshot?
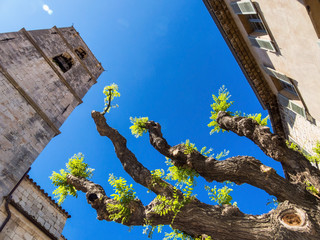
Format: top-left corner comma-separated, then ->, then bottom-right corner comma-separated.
0,26 -> 104,204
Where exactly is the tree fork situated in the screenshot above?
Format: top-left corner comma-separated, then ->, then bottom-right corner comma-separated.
216,111 -> 320,193
85,110 -> 320,239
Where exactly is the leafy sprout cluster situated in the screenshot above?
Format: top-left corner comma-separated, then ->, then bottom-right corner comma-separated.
130,116 -> 149,138
205,181 -> 237,206
102,83 -> 120,114
183,139 -> 197,154
50,153 -> 94,205
287,140 -> 320,165
145,140 -> 234,239
107,174 -> 137,223
208,85 -> 234,134
164,227 -> 212,240
200,146 -> 229,160
286,140 -> 320,195
149,157 -> 198,220
235,112 -> 269,126
208,85 -> 269,134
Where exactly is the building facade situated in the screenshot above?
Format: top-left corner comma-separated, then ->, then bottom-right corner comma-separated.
0,26 -> 104,204
203,0 -> 320,156
0,175 -> 70,240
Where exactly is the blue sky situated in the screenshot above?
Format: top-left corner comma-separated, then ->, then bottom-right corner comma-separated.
0,1 -> 283,239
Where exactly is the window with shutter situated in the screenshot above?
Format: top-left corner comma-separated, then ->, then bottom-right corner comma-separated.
230,1 -> 276,52
263,66 -> 298,96
264,67 -> 290,83
278,94 -> 290,108
290,102 -> 306,118
278,94 -> 306,118
248,36 -> 276,52
230,0 -> 256,15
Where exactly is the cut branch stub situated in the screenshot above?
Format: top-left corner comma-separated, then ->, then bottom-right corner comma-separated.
278,208 -> 307,229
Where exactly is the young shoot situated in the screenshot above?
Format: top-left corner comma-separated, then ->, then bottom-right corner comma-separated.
107,174 -> 136,223
208,86 -> 269,134
130,117 -> 149,137
208,85 -> 234,134
183,139 -> 197,154
102,83 -> 120,114
50,153 -> 94,205
205,181 -> 236,206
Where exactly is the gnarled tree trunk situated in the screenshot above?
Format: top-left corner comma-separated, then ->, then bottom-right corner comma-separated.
66,111 -> 320,240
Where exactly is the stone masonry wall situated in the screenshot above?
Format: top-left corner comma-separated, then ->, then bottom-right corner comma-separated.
0,72 -> 56,207
0,177 -> 69,240
0,206 -> 52,240
279,106 -> 320,155
0,27 -> 104,205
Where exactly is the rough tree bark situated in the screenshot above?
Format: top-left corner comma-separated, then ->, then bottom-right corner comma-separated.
66,110 -> 320,240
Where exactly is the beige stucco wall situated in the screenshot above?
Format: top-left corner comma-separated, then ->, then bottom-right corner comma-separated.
225,0 -> 320,150
226,0 -> 320,119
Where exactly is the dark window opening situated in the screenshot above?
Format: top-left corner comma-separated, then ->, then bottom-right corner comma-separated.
0,37 -> 15,42
52,53 -> 74,73
75,47 -> 87,60
279,81 -> 298,96
247,14 -> 267,33
62,104 -> 70,114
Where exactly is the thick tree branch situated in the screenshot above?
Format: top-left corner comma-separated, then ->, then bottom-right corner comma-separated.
145,120 -> 319,208
91,111 -> 178,198
67,175 -> 320,240
216,111 -> 320,192
66,174 -> 149,225
88,112 -> 320,239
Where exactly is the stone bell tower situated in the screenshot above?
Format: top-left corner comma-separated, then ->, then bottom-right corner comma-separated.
0,26 -> 104,204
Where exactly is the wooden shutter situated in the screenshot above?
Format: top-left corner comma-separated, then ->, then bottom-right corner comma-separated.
230,0 -> 257,15
278,94 -> 306,118
263,67 -> 290,83
248,36 -> 276,52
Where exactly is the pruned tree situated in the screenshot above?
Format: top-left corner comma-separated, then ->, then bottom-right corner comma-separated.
51,84 -> 320,240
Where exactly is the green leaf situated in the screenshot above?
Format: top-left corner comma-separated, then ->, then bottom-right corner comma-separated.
103,83 -> 120,113
208,85 -> 234,134
50,153 -> 94,205
205,181 -> 236,206
106,174 -> 136,223
129,116 -> 149,137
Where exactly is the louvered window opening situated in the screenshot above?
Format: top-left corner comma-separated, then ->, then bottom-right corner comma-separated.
278,94 -> 306,118
248,37 -> 275,51
231,0 -> 275,52
263,66 -> 298,96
